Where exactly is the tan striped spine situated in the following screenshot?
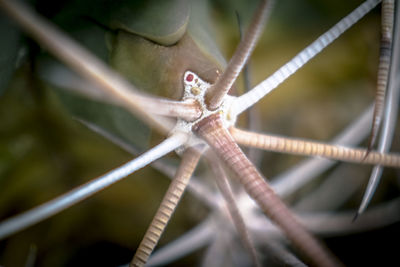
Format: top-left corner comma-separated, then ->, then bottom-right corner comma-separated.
368,0 -> 395,150
205,0 -> 272,110
230,127 -> 400,168
130,149 -> 201,267
194,114 -> 342,267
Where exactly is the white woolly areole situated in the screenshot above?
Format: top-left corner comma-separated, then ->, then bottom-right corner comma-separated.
172,71 -> 238,152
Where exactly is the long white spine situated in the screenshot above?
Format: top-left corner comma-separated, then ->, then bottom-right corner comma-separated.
0,133 -> 187,240
234,0 -> 380,115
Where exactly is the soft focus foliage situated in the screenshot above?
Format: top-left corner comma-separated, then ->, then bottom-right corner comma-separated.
0,1 -> 399,266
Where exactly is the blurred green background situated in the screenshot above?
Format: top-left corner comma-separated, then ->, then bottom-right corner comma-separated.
1,0 -> 399,266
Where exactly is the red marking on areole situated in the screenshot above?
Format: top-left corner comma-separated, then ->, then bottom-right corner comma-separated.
186,74 -> 194,82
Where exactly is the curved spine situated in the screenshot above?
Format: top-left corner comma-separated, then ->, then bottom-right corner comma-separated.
367,0 -> 395,152
358,0 -> 399,216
